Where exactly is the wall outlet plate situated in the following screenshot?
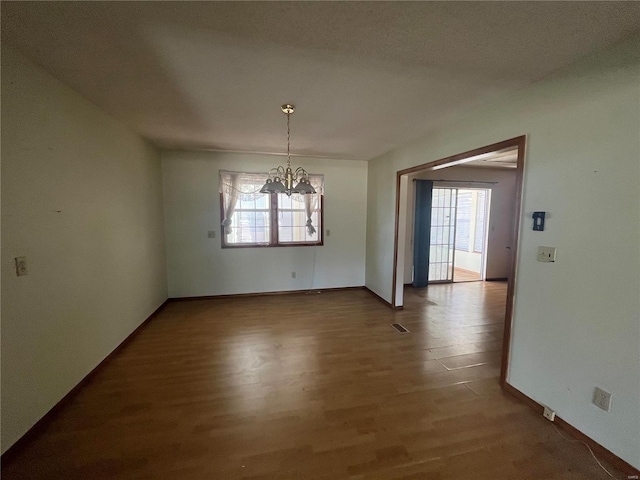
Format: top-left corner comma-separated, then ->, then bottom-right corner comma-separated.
207,231 -> 216,239
537,246 -> 557,263
593,387 -> 612,412
543,406 -> 556,421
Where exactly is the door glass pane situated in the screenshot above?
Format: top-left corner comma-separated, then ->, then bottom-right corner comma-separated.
428,188 -> 456,282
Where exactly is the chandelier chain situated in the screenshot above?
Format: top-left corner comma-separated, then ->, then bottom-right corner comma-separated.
287,112 -> 291,168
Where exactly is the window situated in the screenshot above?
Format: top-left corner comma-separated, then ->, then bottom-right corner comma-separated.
454,191 -> 473,251
473,190 -> 487,253
453,189 -> 489,254
219,170 -> 323,247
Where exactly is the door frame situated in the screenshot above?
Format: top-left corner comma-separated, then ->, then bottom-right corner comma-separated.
391,135 -> 526,386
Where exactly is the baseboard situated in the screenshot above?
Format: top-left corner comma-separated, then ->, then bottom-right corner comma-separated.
1,299 -> 169,463
364,287 -> 402,310
503,383 -> 640,477
169,285 -> 365,302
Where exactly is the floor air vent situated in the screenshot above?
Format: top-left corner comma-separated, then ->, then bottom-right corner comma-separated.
391,323 -> 410,334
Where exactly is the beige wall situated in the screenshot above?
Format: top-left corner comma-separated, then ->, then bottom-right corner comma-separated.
365,36 -> 640,468
1,46 -> 168,452
162,150 -> 367,297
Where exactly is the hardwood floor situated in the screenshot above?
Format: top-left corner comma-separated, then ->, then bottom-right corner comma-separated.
452,267 -> 481,282
2,282 -> 625,479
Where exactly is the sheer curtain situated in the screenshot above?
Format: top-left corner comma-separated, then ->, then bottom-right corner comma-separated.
305,174 -> 324,235
304,195 -> 317,235
220,173 -> 240,235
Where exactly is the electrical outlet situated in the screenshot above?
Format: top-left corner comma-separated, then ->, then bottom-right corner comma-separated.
543,406 -> 556,421
207,231 -> 216,239
15,257 -> 27,276
291,271 -> 296,279
326,229 -> 331,237
593,387 -> 612,412
537,246 -> 557,263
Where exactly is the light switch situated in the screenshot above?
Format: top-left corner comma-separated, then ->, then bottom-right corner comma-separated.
15,257 -> 27,276
532,211 -> 546,231
207,231 -> 216,239
537,246 -> 556,263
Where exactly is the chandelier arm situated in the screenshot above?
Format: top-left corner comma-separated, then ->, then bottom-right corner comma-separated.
268,166 -> 285,179
293,167 -> 308,181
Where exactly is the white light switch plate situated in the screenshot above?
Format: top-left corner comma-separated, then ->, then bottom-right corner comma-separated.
537,246 -> 556,263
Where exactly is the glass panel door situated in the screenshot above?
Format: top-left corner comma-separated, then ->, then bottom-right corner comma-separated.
428,188 -> 457,283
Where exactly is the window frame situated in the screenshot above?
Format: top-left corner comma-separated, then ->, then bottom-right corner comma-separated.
219,192 -> 324,249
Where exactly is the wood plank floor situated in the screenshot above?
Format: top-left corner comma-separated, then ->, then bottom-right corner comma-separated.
452,267 -> 481,282
2,282 -> 625,479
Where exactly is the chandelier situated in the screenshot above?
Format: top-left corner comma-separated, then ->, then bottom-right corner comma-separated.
260,104 -> 316,196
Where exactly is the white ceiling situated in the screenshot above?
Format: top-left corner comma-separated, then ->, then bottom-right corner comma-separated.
3,2 -> 640,161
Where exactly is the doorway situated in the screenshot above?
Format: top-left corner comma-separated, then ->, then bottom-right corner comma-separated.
393,136 -> 525,385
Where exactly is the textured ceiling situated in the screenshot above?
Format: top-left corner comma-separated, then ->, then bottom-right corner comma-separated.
2,2 -> 640,160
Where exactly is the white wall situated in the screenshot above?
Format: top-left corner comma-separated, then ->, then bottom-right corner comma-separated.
1,46 -> 168,453
365,36 -> 640,468
453,250 -> 481,274
162,151 -> 367,297
403,167 -> 517,284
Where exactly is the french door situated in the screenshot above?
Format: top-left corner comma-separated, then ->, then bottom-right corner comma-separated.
428,187 -> 458,283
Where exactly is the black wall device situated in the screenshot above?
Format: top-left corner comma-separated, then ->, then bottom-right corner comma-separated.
532,211 -> 545,231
